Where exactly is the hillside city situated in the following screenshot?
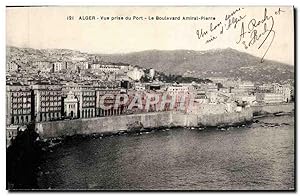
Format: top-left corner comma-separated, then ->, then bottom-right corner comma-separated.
6,47 -> 295,140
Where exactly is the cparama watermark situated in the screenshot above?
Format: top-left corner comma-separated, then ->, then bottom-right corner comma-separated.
99,92 -> 195,112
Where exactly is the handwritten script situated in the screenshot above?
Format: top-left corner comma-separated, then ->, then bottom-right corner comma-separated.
196,7 -> 286,63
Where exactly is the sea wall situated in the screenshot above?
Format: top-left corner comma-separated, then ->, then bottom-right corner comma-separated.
170,112 -> 198,127
36,112 -> 173,138
197,108 -> 253,127
252,103 -> 294,115
36,109 -> 253,139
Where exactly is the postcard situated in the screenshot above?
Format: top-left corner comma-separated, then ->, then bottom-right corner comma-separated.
6,6 -> 295,191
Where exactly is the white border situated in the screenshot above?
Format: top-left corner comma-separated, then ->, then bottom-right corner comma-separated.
1,0 -> 298,195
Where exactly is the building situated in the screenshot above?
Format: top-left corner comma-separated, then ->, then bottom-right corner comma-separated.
80,89 -> 96,118
273,83 -> 292,102
235,81 -> 255,93
6,85 -> 33,125
134,83 -> 146,91
96,89 -> 121,117
62,82 -> 83,97
52,62 -> 63,72
6,62 -> 19,72
194,93 -> 209,104
204,83 -> 219,92
258,83 -> 273,92
167,84 -> 193,95
32,85 -> 63,122
256,93 -> 284,104
149,68 -> 155,80
146,83 -> 163,91
64,91 -> 79,118
127,67 -> 145,81
91,64 -> 122,73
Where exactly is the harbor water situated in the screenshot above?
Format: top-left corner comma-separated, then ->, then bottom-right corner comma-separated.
37,114 -> 294,190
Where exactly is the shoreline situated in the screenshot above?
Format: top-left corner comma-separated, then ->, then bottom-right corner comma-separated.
6,111 -> 293,189
39,111 -> 294,151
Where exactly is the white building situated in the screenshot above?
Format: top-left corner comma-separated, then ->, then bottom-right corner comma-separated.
64,91 -> 78,118
258,83 -> 273,92
273,83 -> 291,102
91,64 -> 130,73
256,93 -> 284,104
167,85 -> 191,95
282,85 -> 292,102
237,81 -> 255,93
52,62 -> 63,72
149,68 -> 155,80
91,64 -> 120,72
7,62 -> 18,72
204,83 -> 219,92
127,67 -> 145,81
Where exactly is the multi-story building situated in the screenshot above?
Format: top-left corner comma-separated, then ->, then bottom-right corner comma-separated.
6,62 -> 19,72
62,82 -> 83,97
6,85 -> 33,125
194,91 -> 209,104
257,83 -> 273,92
124,90 -> 189,113
95,89 -> 122,117
80,89 -> 96,118
149,68 -> 155,80
282,85 -> 292,103
64,91 -> 79,118
91,64 -> 121,73
52,62 -> 63,72
273,83 -> 282,93
273,83 -> 292,102
204,83 -> 219,92
236,81 -> 255,93
256,93 -> 284,104
32,84 -> 63,122
166,84 -> 193,95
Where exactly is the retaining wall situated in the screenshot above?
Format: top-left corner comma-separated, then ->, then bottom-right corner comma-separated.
36,112 -> 172,138
36,109 -> 253,139
252,103 -> 294,114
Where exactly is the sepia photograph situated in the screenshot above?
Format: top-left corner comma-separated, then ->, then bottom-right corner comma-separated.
5,6 -> 295,191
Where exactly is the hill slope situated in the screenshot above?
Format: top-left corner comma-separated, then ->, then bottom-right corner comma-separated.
6,46 -> 294,83
94,48 -> 294,83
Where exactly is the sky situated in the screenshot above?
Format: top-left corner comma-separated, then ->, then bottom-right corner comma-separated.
6,6 -> 294,65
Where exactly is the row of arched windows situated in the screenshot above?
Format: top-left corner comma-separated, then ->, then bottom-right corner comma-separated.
11,115 -> 31,125
81,109 -> 94,118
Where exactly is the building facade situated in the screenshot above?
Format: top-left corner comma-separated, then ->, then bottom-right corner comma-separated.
81,90 -> 96,118
32,85 -> 63,122
256,93 -> 284,104
6,85 -> 33,125
64,91 -> 79,118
